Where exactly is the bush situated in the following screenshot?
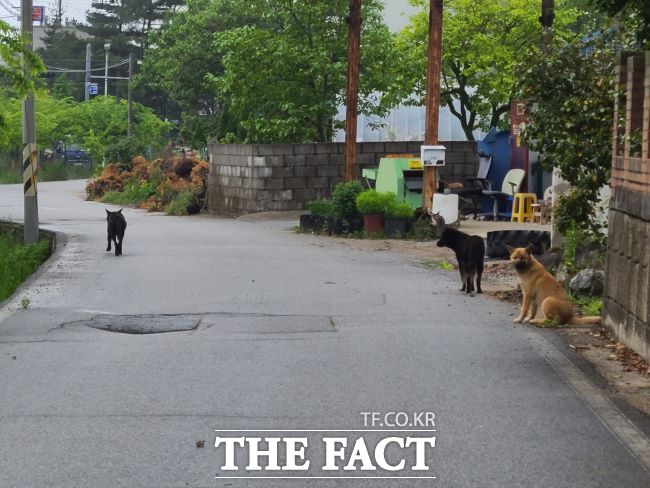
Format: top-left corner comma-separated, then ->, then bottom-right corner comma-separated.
356,190 -> 394,214
103,138 -> 148,171
85,155 -> 209,215
308,198 -> 333,216
331,181 -> 363,219
387,202 -> 414,218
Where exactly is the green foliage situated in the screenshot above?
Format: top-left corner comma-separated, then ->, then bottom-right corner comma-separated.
331,181 -> 363,219
0,20 -> 45,97
103,138 -> 148,170
356,190 -> 394,214
102,180 -> 156,206
393,0 -> 579,140
519,18 -> 635,238
308,198 -> 333,216
386,201 -> 414,218
145,0 -> 398,144
591,0 -> 650,45
0,236 -> 52,302
570,294 -> 603,316
0,160 -> 93,184
20,297 -> 31,309
164,190 -> 197,216
0,91 -> 170,164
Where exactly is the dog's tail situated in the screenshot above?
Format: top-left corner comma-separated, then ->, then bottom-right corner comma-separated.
569,315 -> 601,325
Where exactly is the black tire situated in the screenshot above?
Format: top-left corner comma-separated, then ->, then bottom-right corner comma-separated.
486,230 -> 550,258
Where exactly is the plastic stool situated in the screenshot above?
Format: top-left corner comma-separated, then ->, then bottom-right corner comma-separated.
531,201 -> 550,224
511,193 -> 536,222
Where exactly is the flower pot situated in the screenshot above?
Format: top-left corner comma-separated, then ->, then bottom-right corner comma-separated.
363,213 -> 384,233
312,215 -> 327,231
384,217 -> 413,238
327,216 -> 346,235
346,217 -> 364,232
299,214 -> 315,231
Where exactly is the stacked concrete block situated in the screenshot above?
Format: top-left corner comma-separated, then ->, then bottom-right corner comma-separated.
207,141 -> 478,216
603,51 -> 650,362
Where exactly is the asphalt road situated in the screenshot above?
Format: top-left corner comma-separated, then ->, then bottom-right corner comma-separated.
0,180 -> 649,487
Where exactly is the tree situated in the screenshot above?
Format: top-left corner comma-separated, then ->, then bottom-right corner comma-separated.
37,24 -> 88,102
141,0 -> 258,147
82,0 -> 183,112
0,91 -> 171,163
394,0 -> 579,141
1,20 -> 45,146
143,0 -> 400,145
591,0 -> 650,44
518,18 -> 636,238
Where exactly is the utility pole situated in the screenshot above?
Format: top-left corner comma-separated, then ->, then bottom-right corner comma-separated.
104,43 -> 111,101
84,43 -> 91,102
344,0 -> 361,182
21,0 -> 39,244
56,0 -> 63,24
423,0 -> 443,210
127,53 -> 133,138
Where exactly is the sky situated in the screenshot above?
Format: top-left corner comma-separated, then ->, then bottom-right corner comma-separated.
3,1 -> 419,31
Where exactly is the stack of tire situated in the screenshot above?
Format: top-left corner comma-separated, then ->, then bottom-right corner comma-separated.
486,230 -> 550,259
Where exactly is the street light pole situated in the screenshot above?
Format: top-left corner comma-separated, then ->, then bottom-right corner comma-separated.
104,43 -> 110,101
22,0 -> 39,244
84,43 -> 91,102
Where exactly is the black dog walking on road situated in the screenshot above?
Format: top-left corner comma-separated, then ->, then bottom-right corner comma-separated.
106,209 -> 127,256
436,227 -> 485,295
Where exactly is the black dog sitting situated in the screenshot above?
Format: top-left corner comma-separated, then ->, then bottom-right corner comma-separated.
106,209 -> 127,256
436,227 -> 485,295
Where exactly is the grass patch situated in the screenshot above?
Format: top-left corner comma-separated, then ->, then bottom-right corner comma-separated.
0,235 -> 52,301
0,161 -> 93,184
102,180 -> 156,206
570,294 -> 603,316
422,259 -> 456,271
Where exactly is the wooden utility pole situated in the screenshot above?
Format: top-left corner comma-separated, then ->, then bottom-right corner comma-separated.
344,0 -> 361,181
423,0 -> 443,209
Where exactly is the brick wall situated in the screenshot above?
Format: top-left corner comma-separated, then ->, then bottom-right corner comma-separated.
207,141 -> 478,215
603,51 -> 650,362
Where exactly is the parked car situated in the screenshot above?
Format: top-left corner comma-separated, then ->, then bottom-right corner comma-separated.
64,144 -> 87,164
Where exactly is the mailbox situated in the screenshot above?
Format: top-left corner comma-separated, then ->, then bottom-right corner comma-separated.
420,145 -> 446,166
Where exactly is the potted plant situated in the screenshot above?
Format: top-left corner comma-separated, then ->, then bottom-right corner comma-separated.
301,198 -> 332,232
385,202 -> 415,238
356,190 -> 389,233
330,181 -> 364,234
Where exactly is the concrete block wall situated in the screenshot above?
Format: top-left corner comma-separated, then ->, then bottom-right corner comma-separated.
207,141 -> 478,215
603,51 -> 650,362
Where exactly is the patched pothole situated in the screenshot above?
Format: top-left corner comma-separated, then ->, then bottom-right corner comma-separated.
64,313 -> 335,336
77,314 -> 201,334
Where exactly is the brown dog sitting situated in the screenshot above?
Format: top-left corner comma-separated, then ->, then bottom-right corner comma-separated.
507,245 -> 601,325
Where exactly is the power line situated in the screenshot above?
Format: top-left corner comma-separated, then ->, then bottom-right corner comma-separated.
44,58 -> 130,73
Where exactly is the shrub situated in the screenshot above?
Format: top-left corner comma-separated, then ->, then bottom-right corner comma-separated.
356,190 -> 393,214
387,202 -> 414,218
331,181 -> 363,219
103,138 -> 148,171
308,198 -> 333,216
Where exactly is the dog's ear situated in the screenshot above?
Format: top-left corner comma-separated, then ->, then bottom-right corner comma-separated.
117,208 -> 123,214
525,244 -> 534,255
505,245 -> 515,255
105,209 -> 110,215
